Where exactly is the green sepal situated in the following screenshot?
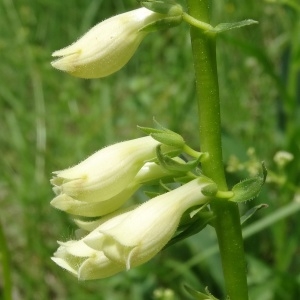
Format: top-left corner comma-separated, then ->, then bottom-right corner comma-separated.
240,203 -> 268,224
164,211 -> 214,249
156,145 -> 200,173
174,175 -> 196,183
150,131 -> 184,147
211,19 -> 258,34
189,202 -> 210,218
230,162 -> 267,203
183,285 -> 219,300
159,180 -> 173,191
139,15 -> 182,32
144,179 -> 174,198
139,0 -> 183,16
138,120 -> 185,148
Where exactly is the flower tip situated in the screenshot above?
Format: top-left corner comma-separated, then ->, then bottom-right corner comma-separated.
52,46 -> 80,57
51,48 -> 81,73
51,257 -> 78,276
83,233 -> 103,251
51,58 -> 77,73
50,194 -> 73,211
51,50 -> 61,57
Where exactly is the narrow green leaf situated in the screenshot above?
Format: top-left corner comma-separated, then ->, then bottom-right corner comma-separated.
212,19 -> 258,33
174,175 -> 195,183
189,204 -> 209,218
159,180 -> 172,191
152,117 -> 171,132
240,204 -> 269,224
137,125 -> 165,135
164,212 -> 214,249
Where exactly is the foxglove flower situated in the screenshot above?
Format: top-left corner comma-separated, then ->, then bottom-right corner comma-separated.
86,178 -> 211,269
51,177 -> 212,280
50,137 -> 177,217
51,8 -> 165,78
51,161 -> 170,217
52,242 -> 126,280
52,207 -> 134,279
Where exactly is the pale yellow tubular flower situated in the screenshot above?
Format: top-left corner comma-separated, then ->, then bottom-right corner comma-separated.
50,137 -> 159,206
52,178 -> 211,279
50,146 -> 173,217
50,182 -> 139,217
78,252 -> 125,280
73,218 -> 105,232
52,206 -> 135,279
52,162 -> 170,217
51,8 -> 164,78
52,242 -> 125,280
84,177 -> 211,271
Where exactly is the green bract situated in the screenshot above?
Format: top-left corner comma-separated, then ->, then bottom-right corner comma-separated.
139,0 -> 183,16
211,19 -> 258,34
230,162 -> 267,203
138,119 -> 185,148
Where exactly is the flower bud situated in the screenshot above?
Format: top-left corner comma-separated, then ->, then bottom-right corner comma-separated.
50,137 -> 175,217
51,8 -> 165,78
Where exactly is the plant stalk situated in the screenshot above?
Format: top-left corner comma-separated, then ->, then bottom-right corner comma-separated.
185,1 -> 249,299
0,220 -> 12,300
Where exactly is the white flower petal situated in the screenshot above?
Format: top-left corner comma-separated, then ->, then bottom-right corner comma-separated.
51,257 -> 78,276
78,252 -> 125,280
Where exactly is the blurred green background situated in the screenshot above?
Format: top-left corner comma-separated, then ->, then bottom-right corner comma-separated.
0,0 -> 299,299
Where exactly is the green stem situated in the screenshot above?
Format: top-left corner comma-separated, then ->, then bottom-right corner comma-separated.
286,13 -> 300,134
0,219 -> 12,300
185,1 -> 249,299
182,12 -> 213,32
182,144 -> 208,159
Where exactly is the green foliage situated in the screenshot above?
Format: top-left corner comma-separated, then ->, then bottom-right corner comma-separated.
0,0 -> 299,299
240,204 -> 268,225
229,162 -> 267,203
212,19 -> 258,34
139,119 -> 185,147
184,285 -> 219,299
